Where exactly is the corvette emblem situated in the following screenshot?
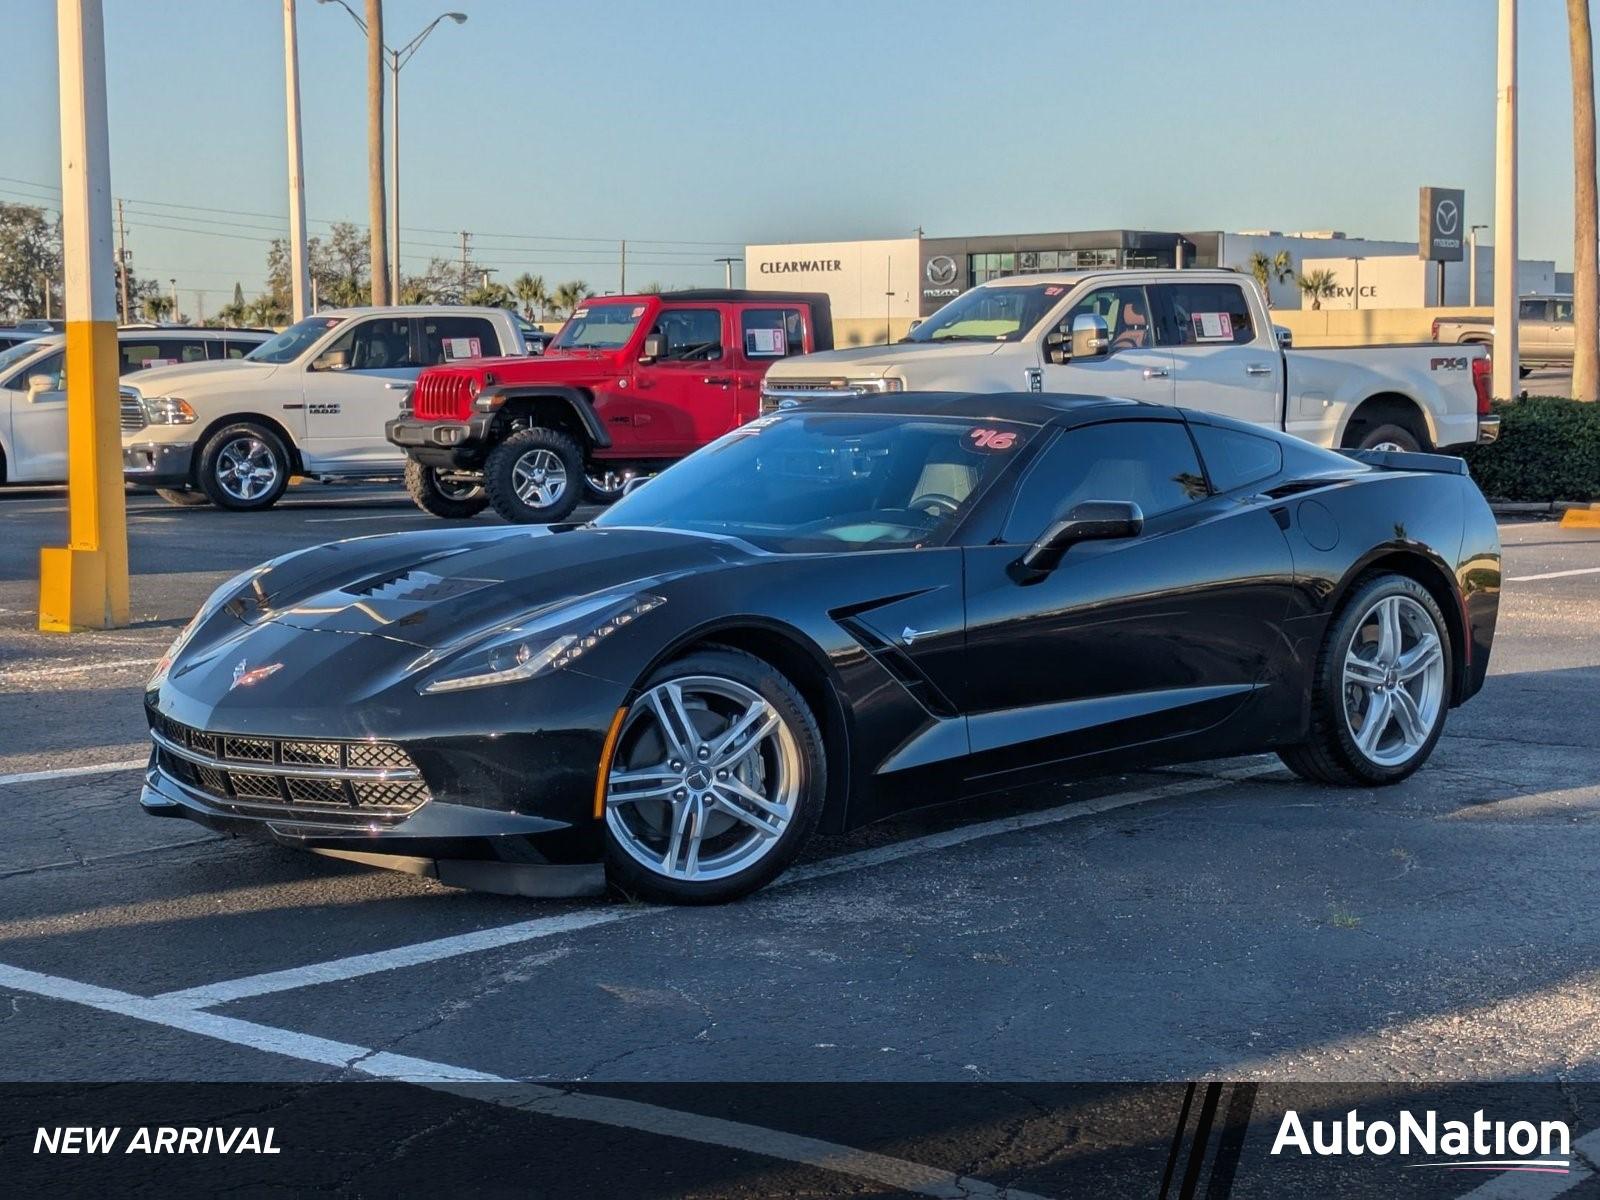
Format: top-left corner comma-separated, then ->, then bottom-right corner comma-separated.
230,659 -> 284,690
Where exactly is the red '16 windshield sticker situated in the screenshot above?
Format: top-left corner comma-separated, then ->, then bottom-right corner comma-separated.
966,427 -> 1018,451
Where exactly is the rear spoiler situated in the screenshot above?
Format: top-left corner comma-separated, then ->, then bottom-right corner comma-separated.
1339,448 -> 1468,476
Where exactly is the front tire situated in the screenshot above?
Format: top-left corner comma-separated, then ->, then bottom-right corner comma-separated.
404,459 -> 487,519
196,422 -> 290,511
483,426 -> 584,523
603,648 -> 826,904
1279,574 -> 1452,786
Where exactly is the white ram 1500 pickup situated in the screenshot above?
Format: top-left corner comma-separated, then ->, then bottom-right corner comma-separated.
121,305 -> 526,510
763,270 -> 1498,453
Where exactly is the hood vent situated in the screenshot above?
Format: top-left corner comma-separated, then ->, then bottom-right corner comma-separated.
344,567 -> 495,604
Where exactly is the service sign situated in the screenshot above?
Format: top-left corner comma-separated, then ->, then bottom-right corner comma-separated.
1419,186 -> 1465,262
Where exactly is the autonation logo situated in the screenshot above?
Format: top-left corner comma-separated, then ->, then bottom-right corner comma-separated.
1273,1108 -> 1571,1175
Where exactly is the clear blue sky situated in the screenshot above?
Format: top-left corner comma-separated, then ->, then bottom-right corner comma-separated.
0,0 -> 1589,307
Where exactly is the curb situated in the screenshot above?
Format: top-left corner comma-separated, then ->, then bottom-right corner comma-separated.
1490,500 -> 1597,517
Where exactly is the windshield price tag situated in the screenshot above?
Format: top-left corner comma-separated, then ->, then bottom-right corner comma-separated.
966,427 -> 1019,452
1191,312 -> 1233,342
572,307 -> 589,319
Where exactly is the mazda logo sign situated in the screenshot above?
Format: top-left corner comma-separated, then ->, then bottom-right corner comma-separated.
925,255 -> 958,286
1435,199 -> 1459,236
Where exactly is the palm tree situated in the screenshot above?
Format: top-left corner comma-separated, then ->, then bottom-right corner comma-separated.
638,281 -> 665,294
464,281 -> 516,309
512,273 -> 547,320
551,280 -> 591,317
1247,250 -> 1295,308
1569,0 -> 1597,402
143,294 -> 173,322
1296,269 -> 1338,311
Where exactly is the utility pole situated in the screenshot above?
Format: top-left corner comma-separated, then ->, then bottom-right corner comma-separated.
195,290 -> 205,324
365,0 -> 390,305
1468,224 -> 1488,306
169,278 -> 178,322
715,256 -> 741,288
620,239 -> 627,293
39,0 -> 129,632
1493,0 -> 1520,398
283,0 -> 310,321
115,197 -> 128,323
460,230 -> 470,295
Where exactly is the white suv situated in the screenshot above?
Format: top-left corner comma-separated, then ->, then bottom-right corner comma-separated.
122,305 -> 527,510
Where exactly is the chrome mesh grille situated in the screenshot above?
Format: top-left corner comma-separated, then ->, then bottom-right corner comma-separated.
148,713 -> 428,822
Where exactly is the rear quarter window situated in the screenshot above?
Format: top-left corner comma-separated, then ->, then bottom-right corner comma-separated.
1190,424 -> 1283,492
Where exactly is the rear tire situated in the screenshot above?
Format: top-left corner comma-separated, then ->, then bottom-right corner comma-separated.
196,422 -> 291,511
1354,422 -> 1424,454
404,459 -> 487,519
603,648 -> 826,905
155,487 -> 210,507
583,466 -> 634,505
1278,573 -> 1452,787
483,426 -> 584,523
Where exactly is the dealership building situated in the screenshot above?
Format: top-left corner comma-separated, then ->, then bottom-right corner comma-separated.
745,229 -> 1555,342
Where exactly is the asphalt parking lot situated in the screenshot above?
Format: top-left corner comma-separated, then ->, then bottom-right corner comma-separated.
1,479 -> 1598,1194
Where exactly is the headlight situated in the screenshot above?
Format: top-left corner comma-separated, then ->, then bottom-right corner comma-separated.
418,591 -> 665,695
141,395 -> 198,425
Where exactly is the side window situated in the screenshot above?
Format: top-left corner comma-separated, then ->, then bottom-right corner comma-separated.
1520,298 -> 1549,321
1065,286 -> 1153,353
1190,423 -> 1283,493
740,307 -> 806,358
419,315 -> 501,365
322,318 -> 416,371
1552,300 -> 1574,323
164,339 -> 209,364
1001,421 -> 1209,542
1161,283 -> 1255,346
224,339 -> 258,359
7,350 -> 65,392
649,307 -> 723,362
119,342 -> 164,372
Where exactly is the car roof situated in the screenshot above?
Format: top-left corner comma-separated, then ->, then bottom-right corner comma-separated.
973,267 -> 1242,290
313,305 -> 511,318
789,389 -> 1157,427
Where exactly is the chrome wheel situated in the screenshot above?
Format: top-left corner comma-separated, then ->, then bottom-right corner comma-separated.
215,436 -> 281,502
1371,441 -> 1407,453
606,676 -> 800,883
511,448 -> 567,509
1341,594 -> 1446,768
584,467 -> 634,501
433,472 -> 483,500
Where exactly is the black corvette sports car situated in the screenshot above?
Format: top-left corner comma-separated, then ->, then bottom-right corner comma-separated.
142,393 -> 1500,903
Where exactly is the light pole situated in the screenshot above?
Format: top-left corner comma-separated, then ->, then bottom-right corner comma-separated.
1492,0 -> 1520,398
1467,223 -> 1488,306
318,2 -> 466,303
714,256 -> 742,288
283,0 -> 309,321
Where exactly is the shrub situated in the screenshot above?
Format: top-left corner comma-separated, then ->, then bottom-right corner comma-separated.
1461,396 -> 1600,502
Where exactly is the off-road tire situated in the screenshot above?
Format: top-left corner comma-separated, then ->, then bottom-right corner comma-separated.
404,459 -> 488,519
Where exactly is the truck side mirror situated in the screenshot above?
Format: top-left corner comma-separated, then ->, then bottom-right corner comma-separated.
1069,313 -> 1110,360
311,348 -> 349,372
1274,324 -> 1293,349
640,333 -> 666,363
1016,500 -> 1143,576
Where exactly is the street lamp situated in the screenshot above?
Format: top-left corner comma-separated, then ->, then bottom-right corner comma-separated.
714,256 -> 742,288
318,1 -> 467,302
1468,223 -> 1489,306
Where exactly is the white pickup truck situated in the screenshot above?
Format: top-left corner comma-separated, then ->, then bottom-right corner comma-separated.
763,270 -> 1498,453
121,305 -> 526,510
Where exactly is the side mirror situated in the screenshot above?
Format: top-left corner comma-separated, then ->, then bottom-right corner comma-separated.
1070,313 -> 1110,360
26,373 -> 55,400
1018,500 -> 1144,575
311,348 -> 349,372
640,333 -> 666,363
1274,324 -> 1293,349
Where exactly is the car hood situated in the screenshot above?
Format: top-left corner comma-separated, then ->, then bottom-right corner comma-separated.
767,340 -> 1005,379
125,360 -> 279,393
463,347 -> 623,383
246,525 -> 743,652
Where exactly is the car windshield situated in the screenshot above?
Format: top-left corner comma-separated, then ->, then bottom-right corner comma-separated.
550,303 -> 643,350
0,339 -> 50,375
244,315 -> 345,364
594,412 -> 1031,553
903,283 -> 1067,343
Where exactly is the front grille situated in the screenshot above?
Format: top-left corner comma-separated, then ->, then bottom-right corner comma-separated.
148,713 -> 429,823
120,391 -> 147,432
412,371 -> 474,421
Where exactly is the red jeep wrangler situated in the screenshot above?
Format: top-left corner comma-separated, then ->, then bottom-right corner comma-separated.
386,290 -> 833,523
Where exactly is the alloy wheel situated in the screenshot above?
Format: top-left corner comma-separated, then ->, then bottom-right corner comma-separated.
1341,594 -> 1446,767
606,676 -> 800,882
215,437 -> 281,502
511,448 -> 567,509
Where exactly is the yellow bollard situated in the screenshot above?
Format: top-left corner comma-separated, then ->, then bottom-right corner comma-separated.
38,0 -> 129,632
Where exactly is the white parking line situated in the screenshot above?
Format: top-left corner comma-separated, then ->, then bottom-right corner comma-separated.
155,762 -> 1279,1009
1453,1129 -> 1600,1198
305,513 -> 423,524
0,759 -> 147,787
1506,567 -> 1600,583
0,961 -> 1051,1200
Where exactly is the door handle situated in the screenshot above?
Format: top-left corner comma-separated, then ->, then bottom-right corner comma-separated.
1142,368 -> 1169,379
702,376 -> 732,386
1245,364 -> 1273,376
